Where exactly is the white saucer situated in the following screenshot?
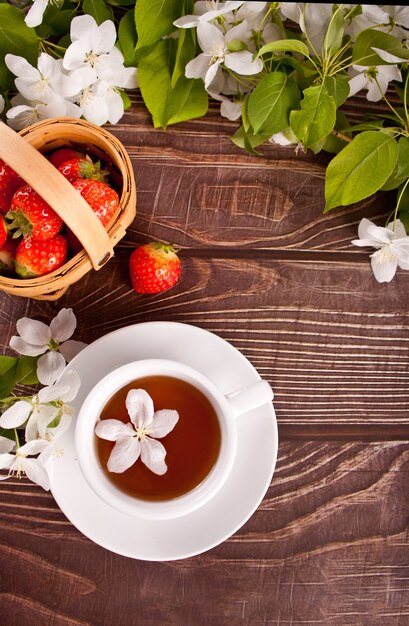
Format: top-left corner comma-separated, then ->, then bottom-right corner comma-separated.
50,322 -> 278,561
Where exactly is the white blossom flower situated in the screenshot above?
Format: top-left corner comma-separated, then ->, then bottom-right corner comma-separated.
174,1 -> 244,29
0,369 -> 81,442
0,95 -> 4,114
5,53 -> 90,102
6,97 -> 81,131
0,439 -> 52,490
63,15 -> 118,74
352,218 -> 409,282
9,308 -> 86,386
348,63 -> 402,102
95,389 -> 179,475
185,21 -> 262,89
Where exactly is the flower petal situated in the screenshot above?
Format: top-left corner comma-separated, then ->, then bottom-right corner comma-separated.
0,436 -> 15,454
140,438 -> 167,475
126,389 -> 154,428
9,336 -> 47,357
107,437 -> 141,473
59,340 -> 87,363
36,405 -> 59,439
370,250 -> 398,282
22,457 -> 50,490
388,219 -> 407,238
47,413 -> 72,441
224,51 -> 263,76
16,317 -> 51,346
186,53 -> 211,82
25,0 -> 49,28
0,453 -> 14,470
54,369 -> 81,402
197,21 -> 225,53
148,410 -> 179,438
49,308 -> 76,342
37,351 -> 66,386
19,439 -> 50,456
95,419 -> 134,441
0,401 -> 32,429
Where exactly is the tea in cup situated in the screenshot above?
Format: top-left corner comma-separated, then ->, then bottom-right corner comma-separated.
75,359 -> 273,520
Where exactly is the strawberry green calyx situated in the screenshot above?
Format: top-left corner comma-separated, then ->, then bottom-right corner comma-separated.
6,209 -> 33,239
151,242 -> 178,255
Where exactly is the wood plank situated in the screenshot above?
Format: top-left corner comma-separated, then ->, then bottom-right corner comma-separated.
1,257 -> 408,431
1,441 -> 408,625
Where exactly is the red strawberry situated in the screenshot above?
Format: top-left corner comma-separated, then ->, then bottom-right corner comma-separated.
0,216 -> 7,248
0,159 -> 24,214
15,235 -> 67,278
72,179 -> 119,227
48,148 -> 84,168
129,242 -> 181,294
58,156 -> 108,184
7,185 -> 63,240
0,238 -> 18,275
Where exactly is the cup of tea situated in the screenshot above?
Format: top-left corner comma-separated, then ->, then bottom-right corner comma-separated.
74,359 -> 273,520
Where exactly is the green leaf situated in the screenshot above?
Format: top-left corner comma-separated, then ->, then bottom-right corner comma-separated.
323,7 -> 345,56
290,84 -> 336,148
83,0 -> 113,24
324,131 -> 399,211
172,23 -> 196,88
247,72 -> 300,136
138,39 -> 207,128
0,4 -> 39,90
118,10 -> 138,66
381,137 -> 409,190
167,78 -> 208,125
0,355 -> 18,398
106,0 -> 135,6
15,356 -> 39,386
352,29 -> 409,67
135,0 -> 181,49
396,137 -> 409,179
257,38 -> 309,59
323,75 -> 350,108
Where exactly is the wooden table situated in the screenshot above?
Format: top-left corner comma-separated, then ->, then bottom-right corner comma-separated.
1,95 -> 409,625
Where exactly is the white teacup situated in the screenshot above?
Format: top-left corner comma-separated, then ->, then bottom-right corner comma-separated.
75,359 -> 273,520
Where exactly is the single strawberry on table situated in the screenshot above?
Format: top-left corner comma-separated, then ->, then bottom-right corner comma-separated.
15,235 -> 68,277
72,179 -> 119,227
0,159 -> 24,214
6,185 -> 63,240
129,242 -> 181,294
58,155 -> 108,184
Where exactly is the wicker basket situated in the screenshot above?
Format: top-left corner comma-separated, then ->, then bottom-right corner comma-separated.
0,117 -> 136,300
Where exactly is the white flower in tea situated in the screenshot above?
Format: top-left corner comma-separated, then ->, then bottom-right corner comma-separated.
9,308 -> 86,386
95,389 -> 179,475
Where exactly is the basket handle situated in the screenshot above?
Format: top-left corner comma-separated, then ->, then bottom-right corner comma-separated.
0,121 -> 114,270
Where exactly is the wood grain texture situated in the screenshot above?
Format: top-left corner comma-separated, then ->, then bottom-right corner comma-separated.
0,99 -> 408,624
1,441 -> 409,625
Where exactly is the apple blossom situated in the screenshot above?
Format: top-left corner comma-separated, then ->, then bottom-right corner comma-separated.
95,389 -> 179,475
352,218 -> 409,282
9,308 -> 86,386
348,63 -> 402,102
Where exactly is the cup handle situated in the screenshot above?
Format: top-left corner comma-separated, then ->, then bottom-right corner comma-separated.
225,380 -> 273,417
